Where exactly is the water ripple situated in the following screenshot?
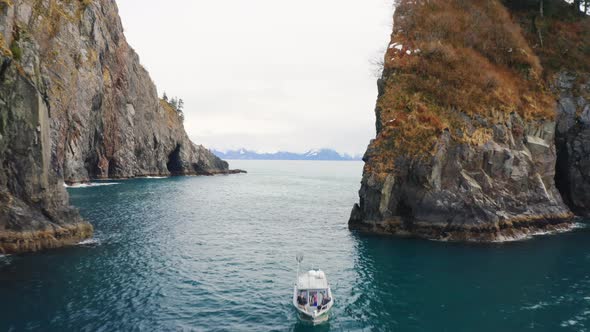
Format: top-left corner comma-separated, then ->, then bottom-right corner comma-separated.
0,161 -> 589,331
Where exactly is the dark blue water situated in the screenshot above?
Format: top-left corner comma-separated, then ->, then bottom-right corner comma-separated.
0,160 -> 589,331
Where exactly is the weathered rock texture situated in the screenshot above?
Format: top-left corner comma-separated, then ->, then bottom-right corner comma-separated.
350,0 -> 585,242
508,1 -> 590,219
0,0 -> 232,253
555,73 -> 590,216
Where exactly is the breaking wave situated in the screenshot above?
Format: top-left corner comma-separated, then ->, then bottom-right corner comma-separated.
65,182 -> 120,188
77,238 -> 101,246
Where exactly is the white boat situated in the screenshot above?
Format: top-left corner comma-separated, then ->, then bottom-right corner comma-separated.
292,254 -> 334,324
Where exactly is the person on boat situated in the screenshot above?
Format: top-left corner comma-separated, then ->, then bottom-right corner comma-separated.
297,292 -> 306,306
318,293 -> 331,311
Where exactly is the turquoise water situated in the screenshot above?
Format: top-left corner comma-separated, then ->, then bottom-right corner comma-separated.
0,160 -> 589,331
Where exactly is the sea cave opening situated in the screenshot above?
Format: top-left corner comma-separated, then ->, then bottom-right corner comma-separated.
167,144 -> 183,175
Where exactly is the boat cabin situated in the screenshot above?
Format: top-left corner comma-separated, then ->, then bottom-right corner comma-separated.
295,270 -> 332,309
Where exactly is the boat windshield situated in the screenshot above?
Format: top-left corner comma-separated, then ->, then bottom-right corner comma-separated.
298,289 -> 329,307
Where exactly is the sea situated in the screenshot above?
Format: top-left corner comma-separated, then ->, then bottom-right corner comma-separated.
0,160 -> 589,331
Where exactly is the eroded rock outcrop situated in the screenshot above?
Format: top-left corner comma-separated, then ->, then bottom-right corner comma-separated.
0,0 -> 233,253
350,0 -> 582,241
555,72 -> 590,216
0,45 -> 92,253
508,2 -> 590,219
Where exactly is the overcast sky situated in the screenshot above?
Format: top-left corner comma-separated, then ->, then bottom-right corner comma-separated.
117,0 -> 394,155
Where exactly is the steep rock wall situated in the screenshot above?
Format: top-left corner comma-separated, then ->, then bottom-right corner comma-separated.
1,0 -> 229,182
507,1 -> 590,218
0,0 -> 232,253
555,73 -> 590,215
0,35 -> 92,253
350,0 -> 577,242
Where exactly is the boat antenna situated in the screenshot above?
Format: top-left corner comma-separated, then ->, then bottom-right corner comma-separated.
296,253 -> 303,281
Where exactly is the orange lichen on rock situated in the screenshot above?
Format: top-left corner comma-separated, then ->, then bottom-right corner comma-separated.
376,0 -> 556,160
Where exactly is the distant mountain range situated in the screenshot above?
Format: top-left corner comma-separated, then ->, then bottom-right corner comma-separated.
212,148 -> 362,161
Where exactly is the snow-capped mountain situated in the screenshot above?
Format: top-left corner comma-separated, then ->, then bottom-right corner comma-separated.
211,148 -> 361,161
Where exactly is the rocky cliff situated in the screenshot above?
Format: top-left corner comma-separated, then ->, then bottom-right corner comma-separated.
555,72 -> 590,216
350,0 -> 590,241
0,0 -> 232,253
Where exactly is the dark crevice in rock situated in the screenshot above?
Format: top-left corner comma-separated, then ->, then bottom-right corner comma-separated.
555,136 -> 573,208
152,135 -> 158,149
191,163 -> 209,175
84,154 -> 99,178
396,199 -> 414,227
0,58 -> 11,83
91,93 -> 102,112
552,71 -> 590,216
41,208 -> 57,224
108,159 -> 118,178
166,144 -> 183,175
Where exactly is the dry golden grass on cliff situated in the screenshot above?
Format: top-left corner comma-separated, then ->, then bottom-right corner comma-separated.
160,99 -> 181,129
374,0 -> 557,163
510,3 -> 590,77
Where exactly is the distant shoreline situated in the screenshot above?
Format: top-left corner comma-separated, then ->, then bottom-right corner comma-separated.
223,159 -> 362,162
213,148 -> 362,161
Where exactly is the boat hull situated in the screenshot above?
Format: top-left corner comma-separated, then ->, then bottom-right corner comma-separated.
297,310 -> 330,324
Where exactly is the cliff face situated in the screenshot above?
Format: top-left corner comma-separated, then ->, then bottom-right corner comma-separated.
511,3 -> 590,218
350,0 -> 587,241
555,72 -> 590,216
0,0 -> 231,253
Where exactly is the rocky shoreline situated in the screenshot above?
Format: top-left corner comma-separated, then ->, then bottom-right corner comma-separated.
0,223 -> 93,255
350,208 -> 575,242
63,169 -> 248,186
